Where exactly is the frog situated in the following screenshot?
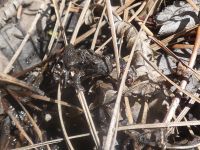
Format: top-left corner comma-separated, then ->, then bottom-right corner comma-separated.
51,44 -> 113,91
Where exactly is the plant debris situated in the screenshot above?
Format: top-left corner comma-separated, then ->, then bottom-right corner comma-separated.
1,0 -> 200,149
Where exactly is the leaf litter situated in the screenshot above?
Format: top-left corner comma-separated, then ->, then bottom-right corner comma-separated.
1,0 -> 200,149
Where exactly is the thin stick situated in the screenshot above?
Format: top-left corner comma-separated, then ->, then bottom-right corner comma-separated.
74,0 -> 135,46
46,0 -> 67,55
0,72 -> 41,94
12,138 -> 63,150
124,96 -> 134,124
151,25 -> 198,51
163,26 -> 200,123
8,90 -> 51,150
139,52 -> 200,148
51,0 -> 68,46
70,0 -> 91,44
8,90 -> 43,140
7,110 -> 34,145
166,97 -> 196,135
95,8 -> 153,54
172,44 -> 194,49
57,83 -> 74,150
95,37 -> 112,54
141,101 -> 148,124
103,0 -> 159,149
140,52 -> 200,105
128,1 -> 147,22
117,120 -> 200,131
150,36 -> 200,81
29,93 -> 82,111
51,2 -> 72,54
105,0 -> 120,77
91,6 -> 106,50
77,90 -> 100,147
69,133 -> 90,139
3,2 -> 49,74
75,27 -> 97,45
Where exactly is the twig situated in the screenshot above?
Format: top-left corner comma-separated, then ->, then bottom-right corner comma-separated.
141,101 -> 148,124
91,5 -> 106,50
136,54 -> 200,148
3,2 -> 49,74
49,2 -> 72,57
166,97 -> 196,135
151,25 -> 198,51
0,72 -> 42,94
7,110 -> 34,145
46,0 -> 67,55
95,37 -> 112,54
150,36 -> 200,81
57,83 -> 74,150
172,44 -> 194,49
139,52 -> 200,105
28,93 -> 82,112
7,90 -> 51,150
77,90 -> 100,148
70,0 -> 91,44
74,0 -> 135,45
105,0 -> 121,77
12,138 -> 63,150
75,27 -> 97,45
163,26 -> 200,123
124,96 -> 134,124
117,120 -> 200,131
51,0 -> 68,47
128,1 -> 147,22
8,90 -> 43,140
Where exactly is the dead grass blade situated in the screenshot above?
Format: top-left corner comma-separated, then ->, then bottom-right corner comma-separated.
0,72 -> 42,94
7,110 -> 34,145
70,0 -> 91,44
117,120 -> 200,131
51,0 -> 68,47
12,138 -> 63,150
91,5 -> 106,50
106,0 -> 121,77
77,90 -> 100,148
57,83 -> 74,150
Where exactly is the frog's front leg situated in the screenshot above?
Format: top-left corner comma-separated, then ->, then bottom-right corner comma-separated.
62,68 -> 69,88
72,70 -> 85,91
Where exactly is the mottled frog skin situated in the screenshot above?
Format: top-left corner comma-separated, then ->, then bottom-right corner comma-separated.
53,44 -> 113,90
63,44 -> 112,76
